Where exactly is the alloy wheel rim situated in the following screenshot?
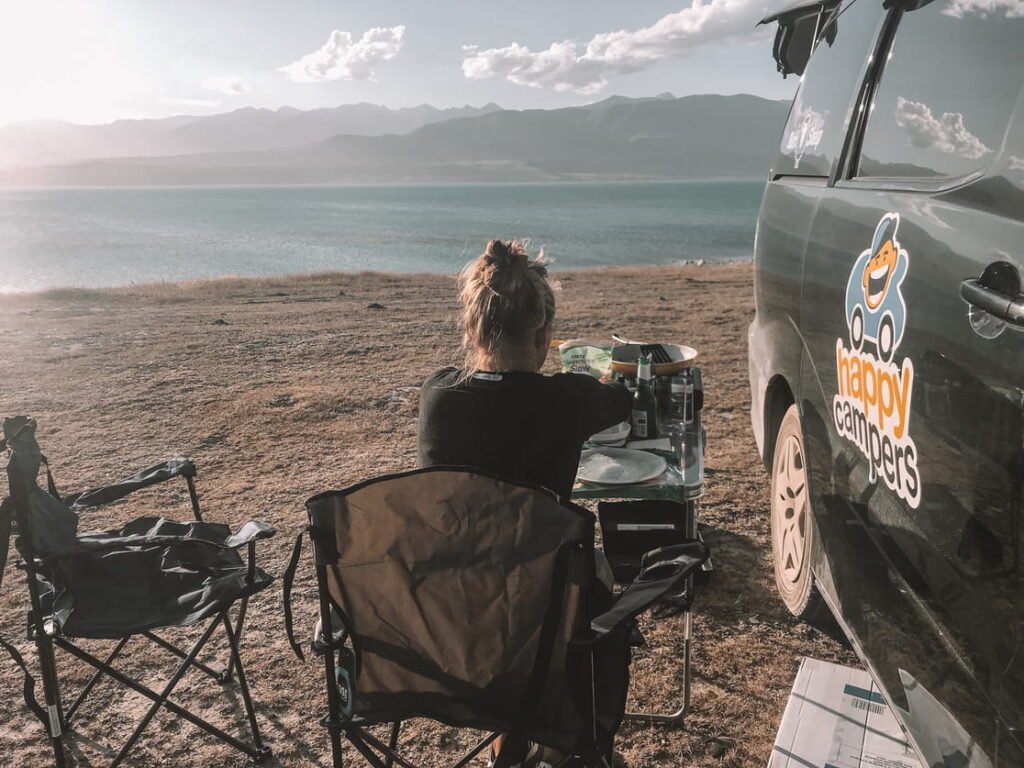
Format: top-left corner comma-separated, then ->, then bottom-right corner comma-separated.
774,433 -> 808,585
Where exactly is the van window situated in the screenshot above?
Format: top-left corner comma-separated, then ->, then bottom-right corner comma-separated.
773,0 -> 885,177
1005,102 -> 1024,201
855,0 -> 1024,182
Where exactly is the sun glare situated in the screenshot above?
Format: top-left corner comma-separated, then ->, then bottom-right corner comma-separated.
0,1 -> 136,125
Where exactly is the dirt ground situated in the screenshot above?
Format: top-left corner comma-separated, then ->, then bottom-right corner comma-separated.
0,261 -> 856,767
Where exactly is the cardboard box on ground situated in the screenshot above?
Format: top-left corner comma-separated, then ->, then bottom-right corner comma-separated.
770,658 -> 923,768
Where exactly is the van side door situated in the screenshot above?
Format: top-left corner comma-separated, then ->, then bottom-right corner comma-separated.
800,2 -> 1024,764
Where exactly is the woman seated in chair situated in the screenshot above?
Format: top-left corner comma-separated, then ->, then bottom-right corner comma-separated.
418,239 -> 632,500
418,239 -> 632,767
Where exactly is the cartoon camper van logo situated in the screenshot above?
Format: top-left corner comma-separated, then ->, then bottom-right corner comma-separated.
844,213 -> 909,363
834,212 -> 921,508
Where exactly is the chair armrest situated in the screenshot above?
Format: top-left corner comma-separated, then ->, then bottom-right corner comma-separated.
581,540 -> 709,645
67,457 -> 197,509
224,521 -> 276,548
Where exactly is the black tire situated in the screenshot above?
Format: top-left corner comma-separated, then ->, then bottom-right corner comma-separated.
770,404 -> 829,621
878,314 -> 895,362
850,305 -> 865,350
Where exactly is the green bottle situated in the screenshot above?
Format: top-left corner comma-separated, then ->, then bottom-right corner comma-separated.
631,356 -> 659,440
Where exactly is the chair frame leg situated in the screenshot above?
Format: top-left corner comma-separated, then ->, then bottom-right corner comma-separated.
383,721 -> 401,768
34,627 -> 67,768
349,727 -> 422,768
142,630 -> 225,682
109,615 -> 222,767
222,597 -> 248,681
448,732 -> 500,768
623,606 -> 692,724
346,729 -> 390,768
50,609 -> 270,765
316,563 -> 345,768
340,725 -> 498,768
64,636 -> 130,724
221,610 -> 265,749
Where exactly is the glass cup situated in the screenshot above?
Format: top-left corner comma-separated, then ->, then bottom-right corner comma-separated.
663,420 -> 686,465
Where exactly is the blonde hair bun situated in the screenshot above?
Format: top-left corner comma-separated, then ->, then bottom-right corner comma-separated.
481,239 -> 545,295
459,239 -> 555,356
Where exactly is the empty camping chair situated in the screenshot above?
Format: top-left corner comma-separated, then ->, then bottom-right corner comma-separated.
0,416 -> 276,767
282,467 -> 708,768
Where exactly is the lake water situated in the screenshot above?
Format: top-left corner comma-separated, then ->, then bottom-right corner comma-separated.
0,180 -> 764,292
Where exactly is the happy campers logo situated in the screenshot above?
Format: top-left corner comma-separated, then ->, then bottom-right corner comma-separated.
833,213 -> 921,508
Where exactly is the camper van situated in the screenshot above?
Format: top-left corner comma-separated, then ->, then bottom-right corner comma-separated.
749,0 -> 1024,765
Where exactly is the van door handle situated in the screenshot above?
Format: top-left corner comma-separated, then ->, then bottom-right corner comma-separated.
960,279 -> 1024,326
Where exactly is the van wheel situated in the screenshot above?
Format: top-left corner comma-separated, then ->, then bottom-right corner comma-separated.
878,314 -> 895,362
850,306 -> 865,349
770,405 -> 827,620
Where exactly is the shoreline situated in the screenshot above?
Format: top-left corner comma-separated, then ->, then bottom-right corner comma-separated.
0,257 -> 755,299
0,177 -> 769,193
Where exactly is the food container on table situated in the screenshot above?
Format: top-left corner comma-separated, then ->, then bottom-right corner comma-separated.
610,342 -> 698,377
558,339 -> 614,379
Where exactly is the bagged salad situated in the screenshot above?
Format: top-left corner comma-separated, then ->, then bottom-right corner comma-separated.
558,339 -> 613,379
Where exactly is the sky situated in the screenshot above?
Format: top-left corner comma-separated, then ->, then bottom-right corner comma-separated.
0,0 -> 798,127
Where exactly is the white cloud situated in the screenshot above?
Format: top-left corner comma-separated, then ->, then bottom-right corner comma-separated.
894,97 -> 991,160
160,97 -> 222,108
202,75 -> 248,95
279,26 -> 406,83
943,0 -> 1024,17
462,40 -> 609,94
1008,155 -> 1024,171
462,0 -> 771,94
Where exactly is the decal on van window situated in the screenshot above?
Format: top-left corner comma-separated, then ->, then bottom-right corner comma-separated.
784,106 -> 825,169
833,213 -> 921,508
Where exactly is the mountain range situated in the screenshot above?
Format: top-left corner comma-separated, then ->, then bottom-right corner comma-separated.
0,94 -> 789,186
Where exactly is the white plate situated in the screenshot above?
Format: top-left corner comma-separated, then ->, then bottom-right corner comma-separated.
591,437 -> 627,447
589,420 -> 631,444
577,447 -> 667,485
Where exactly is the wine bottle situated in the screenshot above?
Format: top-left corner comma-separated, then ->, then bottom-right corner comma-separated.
631,355 -> 659,439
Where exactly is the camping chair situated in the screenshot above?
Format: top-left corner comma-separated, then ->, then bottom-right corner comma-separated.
282,467 -> 709,768
0,416 -> 275,767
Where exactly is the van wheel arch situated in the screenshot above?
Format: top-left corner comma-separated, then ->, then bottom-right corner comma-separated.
763,376 -> 795,471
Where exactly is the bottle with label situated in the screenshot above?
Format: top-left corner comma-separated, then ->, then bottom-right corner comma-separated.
631,356 -> 659,440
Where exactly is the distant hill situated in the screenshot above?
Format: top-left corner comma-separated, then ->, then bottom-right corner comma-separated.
0,102 -> 502,169
0,94 -> 789,186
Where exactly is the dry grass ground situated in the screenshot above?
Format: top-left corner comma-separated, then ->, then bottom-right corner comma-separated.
0,262 -> 855,767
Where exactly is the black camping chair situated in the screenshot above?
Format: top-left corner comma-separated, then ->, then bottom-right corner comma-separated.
282,467 -> 709,768
0,416 -> 276,767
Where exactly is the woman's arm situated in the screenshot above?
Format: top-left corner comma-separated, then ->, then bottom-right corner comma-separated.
566,374 -> 633,438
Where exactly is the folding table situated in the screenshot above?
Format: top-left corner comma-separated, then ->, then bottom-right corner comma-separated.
572,423 -> 711,725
